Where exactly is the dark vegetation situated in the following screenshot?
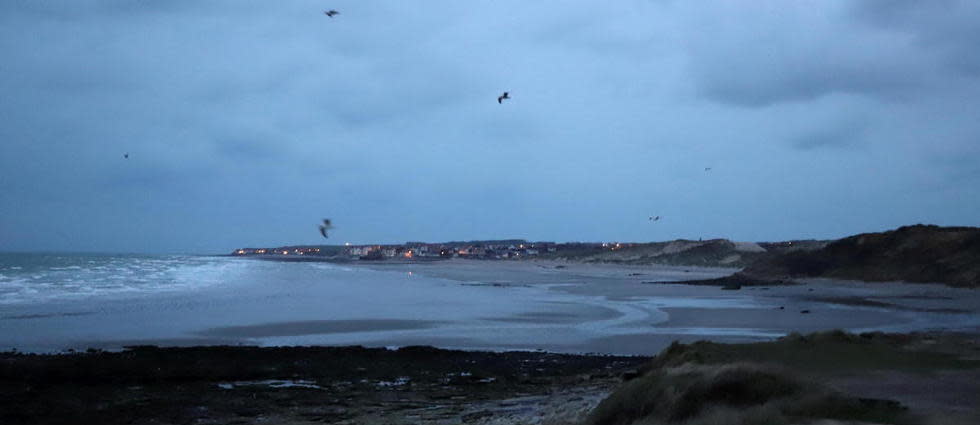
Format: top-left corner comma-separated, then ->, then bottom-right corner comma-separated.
641,330 -> 979,374
742,225 -> 980,288
588,331 -> 980,425
590,364 -> 912,425
633,225 -> 980,288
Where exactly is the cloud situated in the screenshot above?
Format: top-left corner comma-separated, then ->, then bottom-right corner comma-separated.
678,1 -> 938,107
852,0 -> 980,76
1,1 -> 980,252
791,120 -> 867,151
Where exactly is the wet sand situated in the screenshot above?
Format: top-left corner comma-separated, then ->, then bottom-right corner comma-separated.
363,260 -> 980,353
2,258 -> 978,355
3,259 -> 979,424
197,319 -> 444,339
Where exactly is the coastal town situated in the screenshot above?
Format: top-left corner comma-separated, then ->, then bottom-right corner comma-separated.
230,240 -> 639,261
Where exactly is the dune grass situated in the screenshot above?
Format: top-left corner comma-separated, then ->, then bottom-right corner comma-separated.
588,331 -> 980,425
644,330 -> 978,374
588,363 -> 914,425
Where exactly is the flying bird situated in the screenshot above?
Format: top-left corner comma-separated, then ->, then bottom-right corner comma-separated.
649,216 -> 661,221
123,153 -> 129,159
497,92 -> 510,104
318,219 -> 334,238
324,10 -> 339,17
704,167 -> 712,171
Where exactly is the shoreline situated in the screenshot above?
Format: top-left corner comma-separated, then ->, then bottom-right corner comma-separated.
4,259 -> 979,355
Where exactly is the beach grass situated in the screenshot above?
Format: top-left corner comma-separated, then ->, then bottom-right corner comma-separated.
588,363 -> 914,425
644,330 -> 979,374
587,330 -> 979,425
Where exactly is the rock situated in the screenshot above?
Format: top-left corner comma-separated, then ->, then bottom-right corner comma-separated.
621,370 -> 641,381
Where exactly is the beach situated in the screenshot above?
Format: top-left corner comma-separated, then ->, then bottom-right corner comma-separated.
2,256 -> 978,354
3,255 -> 980,424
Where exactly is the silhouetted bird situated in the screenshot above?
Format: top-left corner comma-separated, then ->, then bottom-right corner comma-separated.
123,153 -> 129,159
704,167 -> 712,171
497,92 -> 510,104
649,216 -> 661,221
318,219 -> 334,238
324,10 -> 339,17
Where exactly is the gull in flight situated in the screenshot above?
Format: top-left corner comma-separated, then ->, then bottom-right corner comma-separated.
704,167 -> 712,171
497,92 -> 510,104
324,10 -> 339,17
123,153 -> 129,159
649,216 -> 661,221
318,219 -> 334,238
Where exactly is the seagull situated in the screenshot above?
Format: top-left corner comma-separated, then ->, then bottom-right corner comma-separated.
649,216 -> 661,221
318,219 -> 334,238
497,92 -> 510,104
123,153 -> 129,159
704,167 -> 712,171
324,10 -> 339,17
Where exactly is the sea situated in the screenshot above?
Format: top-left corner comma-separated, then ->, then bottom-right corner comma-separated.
0,252 -> 761,353
2,253 -> 972,354
0,253 -> 240,305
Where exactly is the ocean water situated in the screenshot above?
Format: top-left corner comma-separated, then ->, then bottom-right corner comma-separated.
2,253 -> 967,354
0,253 -> 243,304
0,253 -> 769,353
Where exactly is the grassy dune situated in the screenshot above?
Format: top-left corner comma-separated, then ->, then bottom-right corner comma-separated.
742,225 -> 980,288
588,331 -> 980,425
589,363 -> 912,425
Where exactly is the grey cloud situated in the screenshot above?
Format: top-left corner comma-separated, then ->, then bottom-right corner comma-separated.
791,120 -> 867,150
2,1 -> 980,253
852,0 -> 980,76
680,2 -> 937,107
696,66 -> 920,108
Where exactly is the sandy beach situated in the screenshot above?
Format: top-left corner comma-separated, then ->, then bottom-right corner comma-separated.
360,259 -> 980,352
3,258 -> 979,355
3,257 -> 980,424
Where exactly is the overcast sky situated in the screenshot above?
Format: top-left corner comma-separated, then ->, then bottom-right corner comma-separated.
2,0 -> 979,254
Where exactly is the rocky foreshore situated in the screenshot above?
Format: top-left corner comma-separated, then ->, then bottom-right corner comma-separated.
3,331 -> 979,425
0,345 -> 647,425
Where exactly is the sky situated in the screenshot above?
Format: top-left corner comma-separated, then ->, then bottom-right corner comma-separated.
2,0 -> 979,254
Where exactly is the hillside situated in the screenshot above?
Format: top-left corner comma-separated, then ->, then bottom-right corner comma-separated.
741,224 -> 980,288
538,239 -> 826,268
